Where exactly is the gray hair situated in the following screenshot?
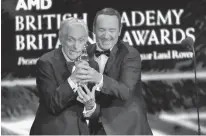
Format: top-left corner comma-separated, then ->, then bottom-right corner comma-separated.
59,17 -> 88,35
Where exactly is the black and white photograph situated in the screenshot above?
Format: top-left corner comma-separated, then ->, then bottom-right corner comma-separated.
1,0 -> 206,135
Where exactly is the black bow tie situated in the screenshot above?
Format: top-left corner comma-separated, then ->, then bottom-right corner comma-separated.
66,61 -> 75,73
94,50 -> 110,57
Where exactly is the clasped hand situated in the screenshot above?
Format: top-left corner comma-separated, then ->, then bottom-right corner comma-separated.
70,60 -> 101,110
76,85 -> 97,110
70,60 -> 102,84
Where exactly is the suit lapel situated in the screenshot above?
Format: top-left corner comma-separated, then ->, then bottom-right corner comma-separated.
53,47 -> 71,81
104,44 -> 119,74
88,59 -> 99,72
87,43 -> 96,60
87,44 -> 99,72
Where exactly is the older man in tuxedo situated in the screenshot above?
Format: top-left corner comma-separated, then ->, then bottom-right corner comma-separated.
30,18 -> 99,135
79,8 -> 153,135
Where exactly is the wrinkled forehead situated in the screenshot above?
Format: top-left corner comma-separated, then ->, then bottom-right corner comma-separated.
59,18 -> 88,35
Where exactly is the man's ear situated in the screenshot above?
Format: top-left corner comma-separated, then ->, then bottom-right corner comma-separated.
119,25 -> 122,36
58,31 -> 63,44
58,31 -> 61,39
93,26 -> 95,35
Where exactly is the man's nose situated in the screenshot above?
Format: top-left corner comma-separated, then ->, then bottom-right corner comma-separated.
73,42 -> 79,49
103,31 -> 110,39
73,41 -> 82,50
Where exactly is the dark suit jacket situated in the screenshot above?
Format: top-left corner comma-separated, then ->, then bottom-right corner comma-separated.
30,47 -> 99,135
87,41 -> 153,135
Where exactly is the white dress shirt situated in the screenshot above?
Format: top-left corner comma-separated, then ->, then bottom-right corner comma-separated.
94,45 -> 114,91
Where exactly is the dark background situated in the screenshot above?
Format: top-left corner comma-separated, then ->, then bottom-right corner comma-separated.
1,0 -> 206,135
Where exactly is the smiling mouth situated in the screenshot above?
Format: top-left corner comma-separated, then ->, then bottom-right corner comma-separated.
102,42 -> 111,45
70,51 -> 81,54
71,49 -> 82,52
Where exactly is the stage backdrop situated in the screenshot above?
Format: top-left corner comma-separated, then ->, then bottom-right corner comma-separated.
1,0 -> 206,135
2,0 -> 206,116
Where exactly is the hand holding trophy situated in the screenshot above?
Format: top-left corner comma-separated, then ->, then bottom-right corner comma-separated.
75,44 -> 96,110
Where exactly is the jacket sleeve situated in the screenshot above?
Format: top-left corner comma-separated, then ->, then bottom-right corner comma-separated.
36,59 -> 77,115
101,50 -> 141,101
88,103 -> 100,119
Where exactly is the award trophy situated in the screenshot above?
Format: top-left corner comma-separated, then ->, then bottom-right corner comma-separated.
77,44 -> 89,86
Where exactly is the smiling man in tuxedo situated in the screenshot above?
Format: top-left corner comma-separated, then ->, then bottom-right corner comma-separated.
80,8 -> 153,135
30,18 -> 99,135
